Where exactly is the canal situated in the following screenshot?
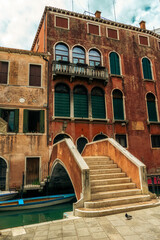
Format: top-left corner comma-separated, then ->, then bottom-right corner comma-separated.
0,199 -> 75,230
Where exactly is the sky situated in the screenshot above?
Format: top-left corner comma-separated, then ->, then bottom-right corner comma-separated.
0,0 -> 160,50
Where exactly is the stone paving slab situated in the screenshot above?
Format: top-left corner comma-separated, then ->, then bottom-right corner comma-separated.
1,204 -> 160,239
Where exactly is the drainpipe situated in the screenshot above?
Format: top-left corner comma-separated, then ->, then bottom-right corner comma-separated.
43,56 -> 50,146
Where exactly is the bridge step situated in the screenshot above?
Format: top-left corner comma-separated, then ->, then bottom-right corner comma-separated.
89,164 -> 117,169
84,156 -> 113,165
90,172 -> 127,180
91,177 -> 131,186
91,182 -> 136,193
75,199 -> 157,217
90,168 -> 122,174
91,189 -> 142,200
84,194 -> 151,208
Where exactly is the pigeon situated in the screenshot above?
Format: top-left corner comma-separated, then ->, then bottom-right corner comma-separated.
125,213 -> 132,220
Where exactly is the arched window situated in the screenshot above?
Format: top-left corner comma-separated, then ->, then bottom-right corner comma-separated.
53,134 -> 70,144
55,43 -> 69,61
89,49 -> 101,66
142,58 -> 152,80
0,158 -> 7,190
146,93 -> 157,122
91,87 -> 106,119
93,133 -> 108,141
109,52 -> 120,75
73,85 -> 88,118
72,46 -> 85,64
55,83 -> 70,117
77,137 -> 88,154
112,89 -> 124,120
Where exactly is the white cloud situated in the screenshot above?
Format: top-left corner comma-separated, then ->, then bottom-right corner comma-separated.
0,0 -> 159,50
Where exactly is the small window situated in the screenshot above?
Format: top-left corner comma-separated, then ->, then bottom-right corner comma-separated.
151,135 -> 160,148
88,24 -> 99,35
93,133 -> 108,141
0,61 -> 8,84
139,35 -> 149,46
107,28 -> 118,39
109,52 -> 120,75
55,43 -> 69,61
72,46 -> 85,64
89,49 -> 101,66
146,93 -> 157,122
29,64 -> 41,87
56,16 -> 68,29
112,89 -> 124,120
53,134 -> 70,144
23,110 -> 44,133
0,109 -> 19,133
142,58 -> 152,80
116,134 -> 127,148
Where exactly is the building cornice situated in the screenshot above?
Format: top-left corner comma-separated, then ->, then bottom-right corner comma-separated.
0,46 -> 48,57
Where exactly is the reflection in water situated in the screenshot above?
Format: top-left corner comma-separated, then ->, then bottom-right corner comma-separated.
0,200 -> 75,230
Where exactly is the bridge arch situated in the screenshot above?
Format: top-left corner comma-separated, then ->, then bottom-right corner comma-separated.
49,159 -> 75,195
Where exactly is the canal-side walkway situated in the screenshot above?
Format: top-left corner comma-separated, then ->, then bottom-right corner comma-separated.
1,204 -> 160,240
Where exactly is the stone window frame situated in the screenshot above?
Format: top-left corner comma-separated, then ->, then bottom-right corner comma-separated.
138,34 -> 150,47
54,15 -> 70,30
0,60 -> 9,85
87,22 -> 101,36
106,27 -> 119,40
28,63 -> 42,88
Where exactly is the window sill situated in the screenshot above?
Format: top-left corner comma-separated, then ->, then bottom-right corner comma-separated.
147,121 -> 160,125
52,116 -> 109,122
23,133 -> 45,135
110,74 -> 124,79
113,120 -> 128,125
143,79 -> 155,82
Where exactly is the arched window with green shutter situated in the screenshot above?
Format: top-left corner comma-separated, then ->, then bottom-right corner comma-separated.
73,85 -> 88,118
147,93 -> 157,122
109,52 -> 120,75
142,57 -> 152,80
55,83 -> 70,117
91,87 -> 106,119
112,89 -> 124,120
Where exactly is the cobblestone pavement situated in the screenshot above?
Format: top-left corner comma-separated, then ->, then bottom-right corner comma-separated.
1,205 -> 160,240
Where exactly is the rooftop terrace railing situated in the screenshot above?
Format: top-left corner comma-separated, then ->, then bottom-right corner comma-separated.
52,60 -> 109,85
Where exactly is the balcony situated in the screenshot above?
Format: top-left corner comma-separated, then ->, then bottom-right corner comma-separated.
52,61 -> 109,85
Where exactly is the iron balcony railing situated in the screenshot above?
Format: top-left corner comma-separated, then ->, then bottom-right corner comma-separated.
52,60 -> 109,84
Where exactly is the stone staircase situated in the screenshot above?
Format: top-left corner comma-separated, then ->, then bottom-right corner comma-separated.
75,156 -> 157,217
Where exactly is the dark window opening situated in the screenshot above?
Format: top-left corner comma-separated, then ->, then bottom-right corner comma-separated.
23,110 -> 44,133
29,64 -> 41,87
0,158 -> 7,190
93,134 -> 108,141
151,135 -> 160,148
0,108 -> 19,133
116,134 -> 127,148
77,137 -> 88,154
53,134 -> 70,144
0,61 -> 8,84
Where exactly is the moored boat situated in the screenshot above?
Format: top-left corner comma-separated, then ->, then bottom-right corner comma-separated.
0,191 -> 18,201
0,193 -> 75,211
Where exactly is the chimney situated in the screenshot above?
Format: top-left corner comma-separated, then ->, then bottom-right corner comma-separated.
95,10 -> 101,19
139,20 -> 146,30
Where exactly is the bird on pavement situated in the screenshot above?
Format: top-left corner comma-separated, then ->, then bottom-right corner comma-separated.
125,213 -> 132,220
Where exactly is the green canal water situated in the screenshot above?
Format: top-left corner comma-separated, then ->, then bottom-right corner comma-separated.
0,200 -> 75,230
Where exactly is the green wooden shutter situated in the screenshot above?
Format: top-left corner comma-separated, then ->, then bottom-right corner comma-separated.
40,110 -> 45,133
91,95 -> 105,119
55,92 -> 70,117
110,52 -> 120,75
23,110 -> 28,133
143,58 -> 152,80
14,109 -> 19,133
74,94 -> 88,118
147,101 -> 157,121
113,98 -> 124,120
